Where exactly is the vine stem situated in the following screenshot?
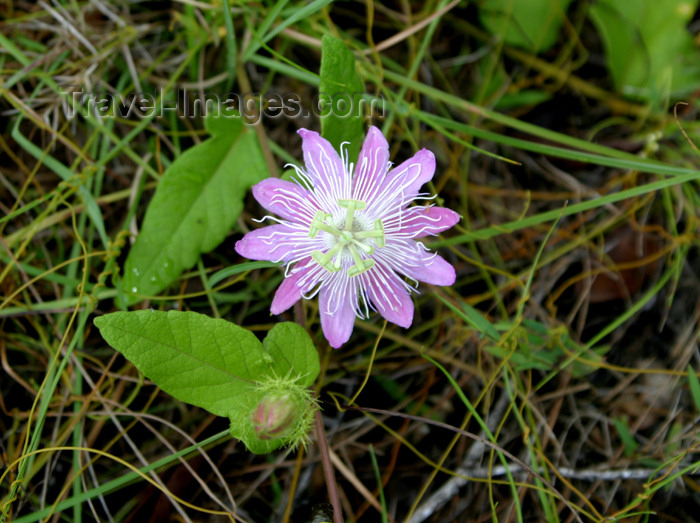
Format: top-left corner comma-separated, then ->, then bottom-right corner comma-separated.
314,408 -> 343,523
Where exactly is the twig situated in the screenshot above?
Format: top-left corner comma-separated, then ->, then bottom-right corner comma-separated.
314,409 -> 343,523
461,464 -> 700,481
328,449 -> 383,514
362,0 -> 461,54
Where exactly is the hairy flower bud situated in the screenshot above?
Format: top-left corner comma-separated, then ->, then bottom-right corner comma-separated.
234,375 -> 318,453
251,391 -> 300,440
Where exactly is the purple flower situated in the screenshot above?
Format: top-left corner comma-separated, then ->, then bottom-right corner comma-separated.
235,126 -> 459,348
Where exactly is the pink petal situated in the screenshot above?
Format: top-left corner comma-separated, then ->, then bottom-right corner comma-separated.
368,149 -> 436,213
389,148 -> 436,199
319,284 -> 356,348
234,224 -> 299,262
377,241 -> 456,287
352,126 -> 390,203
298,128 -> 349,200
401,206 -> 460,238
365,267 -> 414,328
270,265 -> 308,314
252,178 -> 318,223
403,250 -> 456,286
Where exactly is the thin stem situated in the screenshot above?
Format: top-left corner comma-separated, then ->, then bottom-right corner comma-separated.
314,409 -> 342,523
282,448 -> 305,523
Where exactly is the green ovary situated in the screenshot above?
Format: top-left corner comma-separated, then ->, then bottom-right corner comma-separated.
308,199 -> 385,277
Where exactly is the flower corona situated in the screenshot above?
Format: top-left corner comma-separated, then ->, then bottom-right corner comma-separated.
235,126 -> 459,347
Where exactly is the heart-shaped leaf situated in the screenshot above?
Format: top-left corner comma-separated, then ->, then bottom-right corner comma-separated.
94,311 -> 319,453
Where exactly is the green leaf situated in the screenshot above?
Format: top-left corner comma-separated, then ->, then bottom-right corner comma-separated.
94,311 -> 320,453
319,34 -> 365,163
94,310 -> 267,417
589,0 -> 700,105
262,322 -> 321,387
478,0 -> 573,53
120,113 -> 269,305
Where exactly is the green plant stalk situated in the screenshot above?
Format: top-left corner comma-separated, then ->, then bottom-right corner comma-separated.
67,199 -> 91,523
0,32 -> 158,179
7,431 -> 230,523
503,369 -> 559,523
515,203 -> 565,324
9,118 -> 109,249
184,3 -> 199,82
197,259 -> 220,318
0,255 -> 96,291
687,365 -> 700,414
612,456 -> 700,520
72,339 -> 83,523
207,261 -> 282,288
431,171 -> 700,249
380,0 -> 453,141
220,0 -> 238,90
64,97 -> 118,522
660,183 -> 695,324
250,53 -> 319,84
368,444 -> 389,523
242,0 -> 333,62
7,306 -> 93,519
0,190 -> 56,229
421,352 -> 524,523
242,0 -> 289,63
0,290 -> 118,319
379,67 -> 644,162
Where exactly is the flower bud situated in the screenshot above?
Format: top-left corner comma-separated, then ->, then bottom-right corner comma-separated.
250,391 -> 300,440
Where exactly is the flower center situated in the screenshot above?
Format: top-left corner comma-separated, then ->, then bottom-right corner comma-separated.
308,199 -> 385,277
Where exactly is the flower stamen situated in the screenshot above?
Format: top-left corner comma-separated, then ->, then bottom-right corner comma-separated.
347,247 -> 375,277
337,199 -> 366,231
307,198 -> 386,277
311,245 -> 342,272
354,219 -> 385,247
308,210 -> 334,238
